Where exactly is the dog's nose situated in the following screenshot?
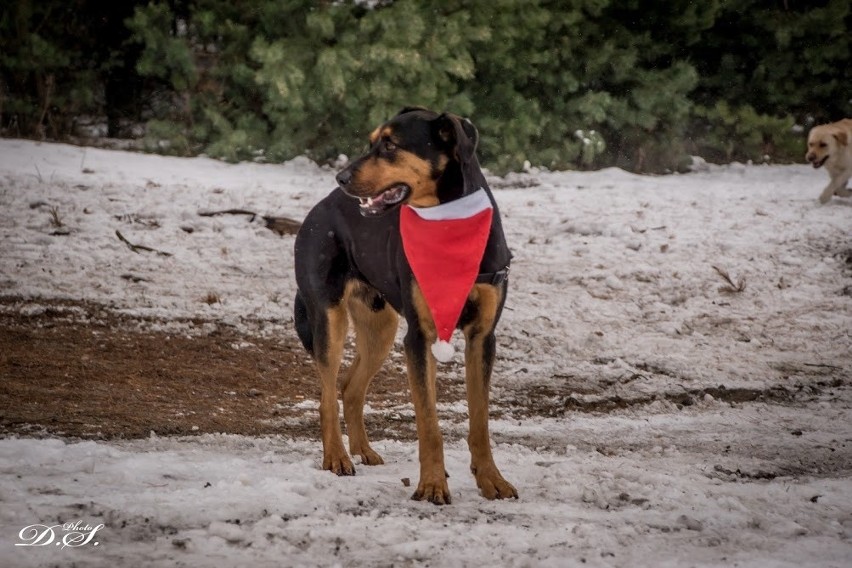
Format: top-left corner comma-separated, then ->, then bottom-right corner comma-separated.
806,153 -> 815,162
336,169 -> 352,187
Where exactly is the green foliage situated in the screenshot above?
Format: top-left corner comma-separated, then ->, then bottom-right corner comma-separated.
1,1 -> 146,138
691,102 -> 797,163
3,0 -> 850,172
463,1 -> 703,172
143,119 -> 194,155
684,0 -> 851,166
691,0 -> 851,122
126,3 -> 197,92
250,0 -> 481,163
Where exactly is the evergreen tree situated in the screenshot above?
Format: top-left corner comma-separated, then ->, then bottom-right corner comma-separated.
3,0 -> 850,171
687,0 -> 852,162
1,0 -> 144,138
463,0 -> 706,171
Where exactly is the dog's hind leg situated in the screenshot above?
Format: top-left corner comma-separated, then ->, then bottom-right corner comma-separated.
835,174 -> 852,198
461,284 -> 518,500
314,300 -> 355,476
342,282 -> 399,466
293,291 -> 313,354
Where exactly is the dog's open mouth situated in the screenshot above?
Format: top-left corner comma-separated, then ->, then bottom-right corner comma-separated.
356,184 -> 411,217
812,156 -> 829,169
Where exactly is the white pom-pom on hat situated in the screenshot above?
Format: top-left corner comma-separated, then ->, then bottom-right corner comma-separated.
431,339 -> 455,363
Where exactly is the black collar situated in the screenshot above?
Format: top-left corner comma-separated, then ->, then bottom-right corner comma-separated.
475,266 -> 509,285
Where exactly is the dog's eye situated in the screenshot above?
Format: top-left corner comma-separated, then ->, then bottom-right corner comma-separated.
819,142 -> 827,148
383,140 -> 396,152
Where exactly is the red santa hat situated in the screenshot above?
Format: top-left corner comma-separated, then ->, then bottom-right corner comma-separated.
400,189 -> 493,363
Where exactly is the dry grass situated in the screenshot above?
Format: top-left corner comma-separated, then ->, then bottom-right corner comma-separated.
48,206 -> 64,228
712,265 -> 746,293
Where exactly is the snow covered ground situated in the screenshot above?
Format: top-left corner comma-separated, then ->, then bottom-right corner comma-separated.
1,139 -> 850,567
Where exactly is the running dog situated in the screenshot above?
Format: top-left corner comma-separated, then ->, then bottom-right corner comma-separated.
806,118 -> 852,203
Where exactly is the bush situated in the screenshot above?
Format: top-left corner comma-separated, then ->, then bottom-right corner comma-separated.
3,0 -> 851,173
0,1 -> 146,139
685,0 -> 851,164
690,102 -> 798,164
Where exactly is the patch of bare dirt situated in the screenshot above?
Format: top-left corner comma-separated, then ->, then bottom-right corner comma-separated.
2,297 -> 846,446
0,297 -> 450,440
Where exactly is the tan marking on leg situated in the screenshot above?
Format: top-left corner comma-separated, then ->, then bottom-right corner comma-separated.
342,282 -> 398,466
462,284 -> 518,499
410,282 -> 437,342
408,284 -> 450,504
318,300 -> 355,476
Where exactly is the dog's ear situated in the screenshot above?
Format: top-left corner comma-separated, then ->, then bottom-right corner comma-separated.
434,113 -> 485,195
834,130 -> 849,146
435,113 -> 479,163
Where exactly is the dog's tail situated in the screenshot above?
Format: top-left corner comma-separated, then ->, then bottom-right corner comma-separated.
293,291 -> 314,355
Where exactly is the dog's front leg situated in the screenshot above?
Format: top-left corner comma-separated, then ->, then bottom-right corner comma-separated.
819,177 -> 846,203
316,303 -> 355,476
463,285 -> 518,500
404,288 -> 450,505
404,328 -> 450,504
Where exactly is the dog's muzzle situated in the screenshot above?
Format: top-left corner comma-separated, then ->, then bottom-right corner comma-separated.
336,167 -> 412,217
807,153 -> 829,169
354,184 -> 411,217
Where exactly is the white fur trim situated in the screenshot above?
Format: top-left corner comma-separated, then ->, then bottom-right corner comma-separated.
431,340 -> 455,363
407,189 -> 491,220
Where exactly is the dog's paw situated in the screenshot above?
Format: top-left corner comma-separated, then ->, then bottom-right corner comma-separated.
356,447 -> 384,466
323,452 -> 356,476
835,188 -> 852,198
819,192 -> 833,204
411,476 -> 452,505
472,464 -> 518,500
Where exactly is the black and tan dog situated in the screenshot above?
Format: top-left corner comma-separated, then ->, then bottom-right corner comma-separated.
293,107 -> 516,504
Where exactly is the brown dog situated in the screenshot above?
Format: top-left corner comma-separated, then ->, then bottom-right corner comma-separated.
293,108 -> 516,504
805,118 -> 852,203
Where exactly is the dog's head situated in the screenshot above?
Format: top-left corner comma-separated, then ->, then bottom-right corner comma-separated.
806,123 -> 849,169
336,107 -> 485,217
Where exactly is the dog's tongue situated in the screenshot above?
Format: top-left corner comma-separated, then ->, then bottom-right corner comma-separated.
360,185 -> 407,211
379,185 -> 407,204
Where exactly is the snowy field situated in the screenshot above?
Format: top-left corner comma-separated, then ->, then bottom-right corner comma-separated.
1,138 -> 851,567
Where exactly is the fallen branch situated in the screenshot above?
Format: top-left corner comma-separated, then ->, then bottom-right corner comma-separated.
121,273 -> 152,283
198,208 -> 259,219
262,215 -> 302,236
803,363 -> 842,371
198,209 -> 302,236
115,230 -> 172,256
712,265 -> 746,293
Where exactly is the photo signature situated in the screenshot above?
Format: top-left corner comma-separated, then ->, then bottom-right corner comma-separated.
16,521 -> 104,549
